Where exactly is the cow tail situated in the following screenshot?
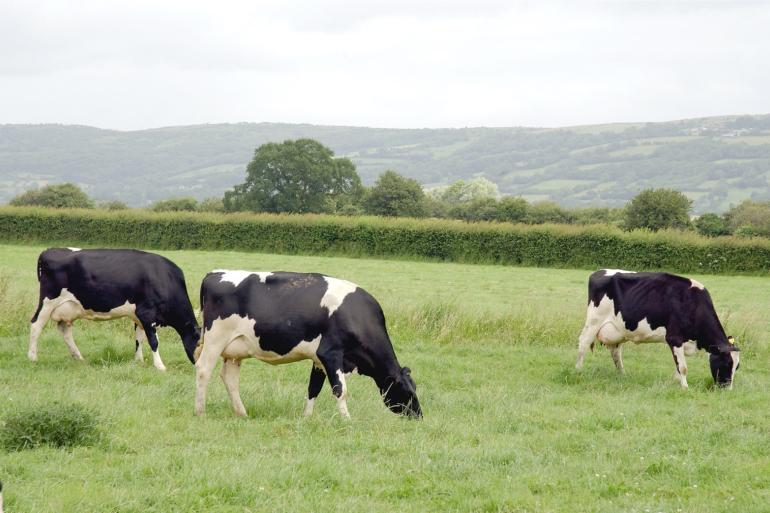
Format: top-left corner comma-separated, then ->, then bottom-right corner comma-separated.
30,252 -> 48,323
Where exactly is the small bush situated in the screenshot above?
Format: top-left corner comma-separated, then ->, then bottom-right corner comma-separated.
1,403 -> 101,451
151,197 -> 199,212
9,183 -> 94,209
99,200 -> 129,211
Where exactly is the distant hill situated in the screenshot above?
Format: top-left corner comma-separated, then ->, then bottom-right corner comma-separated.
2,115 -> 770,213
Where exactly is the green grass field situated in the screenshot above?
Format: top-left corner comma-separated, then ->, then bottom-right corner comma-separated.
1,243 -> 769,512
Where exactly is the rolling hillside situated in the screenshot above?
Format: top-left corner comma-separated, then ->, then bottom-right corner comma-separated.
2,115 -> 770,212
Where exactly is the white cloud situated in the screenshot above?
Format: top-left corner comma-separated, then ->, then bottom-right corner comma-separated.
0,0 -> 768,129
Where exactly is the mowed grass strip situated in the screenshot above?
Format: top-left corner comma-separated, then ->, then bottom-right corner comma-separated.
0,243 -> 769,512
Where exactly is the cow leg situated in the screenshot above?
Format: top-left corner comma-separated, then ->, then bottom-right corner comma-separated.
669,342 -> 688,389
575,323 -> 600,369
57,321 -> 84,360
608,344 -> 624,373
194,329 -> 230,417
139,323 -> 166,371
304,364 -> 326,417
318,352 -> 350,419
29,301 -> 54,362
134,323 -> 145,362
220,358 -> 247,417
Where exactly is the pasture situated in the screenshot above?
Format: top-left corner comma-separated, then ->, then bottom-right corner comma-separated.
0,243 -> 768,512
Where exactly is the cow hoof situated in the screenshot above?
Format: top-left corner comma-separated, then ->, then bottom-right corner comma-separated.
27,352 -> 38,362
234,410 -> 248,418
154,364 -> 167,372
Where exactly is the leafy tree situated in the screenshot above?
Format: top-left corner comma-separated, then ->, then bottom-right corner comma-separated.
422,195 -> 448,218
624,189 -> 692,231
694,213 -> 731,237
525,201 -> 574,224
496,197 -> 529,223
151,197 -> 198,212
198,197 -> 225,213
723,200 -> 770,236
448,197 -> 500,222
9,183 -> 94,209
223,139 -> 362,214
364,170 -> 426,217
429,177 -> 500,205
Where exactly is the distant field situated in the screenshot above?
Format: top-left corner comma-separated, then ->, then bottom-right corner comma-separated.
3,116 -> 770,212
1,243 -> 769,512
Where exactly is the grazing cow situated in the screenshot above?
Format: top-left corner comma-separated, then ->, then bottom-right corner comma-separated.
29,248 -> 200,370
194,270 -> 422,419
575,269 -> 741,388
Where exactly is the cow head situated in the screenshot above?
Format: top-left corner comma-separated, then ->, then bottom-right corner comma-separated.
182,324 -> 202,364
710,336 -> 740,388
382,367 -> 422,418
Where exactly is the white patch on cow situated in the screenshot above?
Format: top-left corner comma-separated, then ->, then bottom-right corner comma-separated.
255,272 -> 273,282
45,289 -> 139,323
683,340 -> 698,356
67,247 -> 82,252
589,295 -> 667,345
303,397 -> 316,417
135,326 -> 146,361
209,314 -> 322,364
730,351 -> 740,389
151,335 -> 166,371
690,279 -> 705,290
577,294 -> 672,370
335,369 -> 351,419
602,269 -> 635,276
214,270 -> 273,287
602,269 -> 634,276
320,277 -> 358,316
672,345 -> 688,388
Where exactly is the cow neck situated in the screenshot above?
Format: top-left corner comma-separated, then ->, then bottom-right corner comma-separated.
696,312 -> 729,354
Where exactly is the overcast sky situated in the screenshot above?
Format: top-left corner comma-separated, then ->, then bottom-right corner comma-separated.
2,0 -> 769,130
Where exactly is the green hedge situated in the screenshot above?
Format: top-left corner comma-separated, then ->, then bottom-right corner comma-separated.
1,207 -> 769,274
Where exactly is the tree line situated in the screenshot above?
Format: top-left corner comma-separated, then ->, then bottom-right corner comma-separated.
8,138 -> 770,238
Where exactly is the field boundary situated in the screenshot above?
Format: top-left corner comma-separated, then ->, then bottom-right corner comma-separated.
2,206 -> 770,274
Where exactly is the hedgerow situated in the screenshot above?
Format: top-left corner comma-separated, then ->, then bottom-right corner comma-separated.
1,206 -> 769,274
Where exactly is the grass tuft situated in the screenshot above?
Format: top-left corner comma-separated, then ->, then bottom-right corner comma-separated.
1,402 -> 102,451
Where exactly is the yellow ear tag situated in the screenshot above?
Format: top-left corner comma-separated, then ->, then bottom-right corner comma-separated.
727,336 -> 735,345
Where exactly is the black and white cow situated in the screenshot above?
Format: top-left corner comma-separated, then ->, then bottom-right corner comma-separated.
29,248 -> 200,369
194,270 -> 422,419
575,269 -> 741,388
